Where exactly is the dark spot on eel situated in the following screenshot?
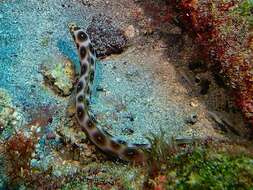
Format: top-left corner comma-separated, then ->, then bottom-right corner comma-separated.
93,131 -> 106,146
86,118 -> 95,129
110,140 -> 121,150
81,63 -> 88,75
122,148 -> 139,159
79,46 -> 87,59
77,95 -> 84,102
77,31 -> 88,42
77,106 -> 85,120
76,81 -> 83,93
104,149 -> 119,159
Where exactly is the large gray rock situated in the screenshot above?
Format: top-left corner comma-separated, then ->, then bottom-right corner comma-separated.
87,14 -> 127,58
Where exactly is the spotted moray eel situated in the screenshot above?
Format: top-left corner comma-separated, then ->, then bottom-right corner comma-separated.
68,23 -> 149,164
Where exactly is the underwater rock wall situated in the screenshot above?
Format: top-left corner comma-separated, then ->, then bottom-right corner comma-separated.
152,0 -> 253,126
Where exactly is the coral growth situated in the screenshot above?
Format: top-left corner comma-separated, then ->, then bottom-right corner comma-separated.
41,55 -> 75,97
2,132 -> 35,186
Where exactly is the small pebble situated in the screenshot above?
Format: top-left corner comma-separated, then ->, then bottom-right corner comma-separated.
188,60 -> 207,72
31,152 -> 36,158
169,26 -> 182,35
30,159 -> 38,168
190,100 -> 198,107
122,128 -> 134,135
186,113 -> 198,124
96,86 -> 105,92
36,127 -> 41,133
159,41 -> 168,48
46,131 -> 56,140
124,25 -> 135,38
195,76 -> 201,83
200,79 -> 211,95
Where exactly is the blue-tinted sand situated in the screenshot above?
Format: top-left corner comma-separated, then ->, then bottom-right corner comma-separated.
93,60 -> 186,144
0,0 -> 91,113
0,0 -> 185,153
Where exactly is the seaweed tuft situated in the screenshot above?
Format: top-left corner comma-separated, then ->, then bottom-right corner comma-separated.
145,133 -> 253,190
1,132 -> 36,187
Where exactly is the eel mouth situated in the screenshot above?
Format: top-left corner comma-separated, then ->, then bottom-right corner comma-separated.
68,22 -> 80,34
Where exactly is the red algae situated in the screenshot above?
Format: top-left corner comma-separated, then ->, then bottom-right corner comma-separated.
3,133 -> 36,185
176,0 -> 253,126
140,0 -> 253,126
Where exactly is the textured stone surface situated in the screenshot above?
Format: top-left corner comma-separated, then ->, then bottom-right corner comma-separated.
0,89 -> 23,134
41,55 -> 75,97
87,14 -> 128,58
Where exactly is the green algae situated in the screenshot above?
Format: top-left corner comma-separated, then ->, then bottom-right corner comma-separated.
147,133 -> 253,190
41,55 -> 75,97
234,0 -> 253,27
61,181 -> 89,190
166,148 -> 253,189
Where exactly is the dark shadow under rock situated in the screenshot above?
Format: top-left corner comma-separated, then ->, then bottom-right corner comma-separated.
87,14 -> 127,58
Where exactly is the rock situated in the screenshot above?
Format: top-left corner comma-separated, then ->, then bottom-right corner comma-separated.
168,26 -> 182,35
124,25 -> 136,39
87,14 -> 128,58
0,88 -> 23,132
122,128 -> 134,135
57,124 -> 87,147
41,55 -> 75,97
46,131 -> 56,140
195,75 -> 201,83
186,113 -> 198,125
188,59 -> 208,73
199,79 -> 211,95
208,111 -> 240,136
0,88 -> 12,107
190,100 -> 198,107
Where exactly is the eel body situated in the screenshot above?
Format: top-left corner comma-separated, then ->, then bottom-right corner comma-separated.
68,23 -> 148,164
